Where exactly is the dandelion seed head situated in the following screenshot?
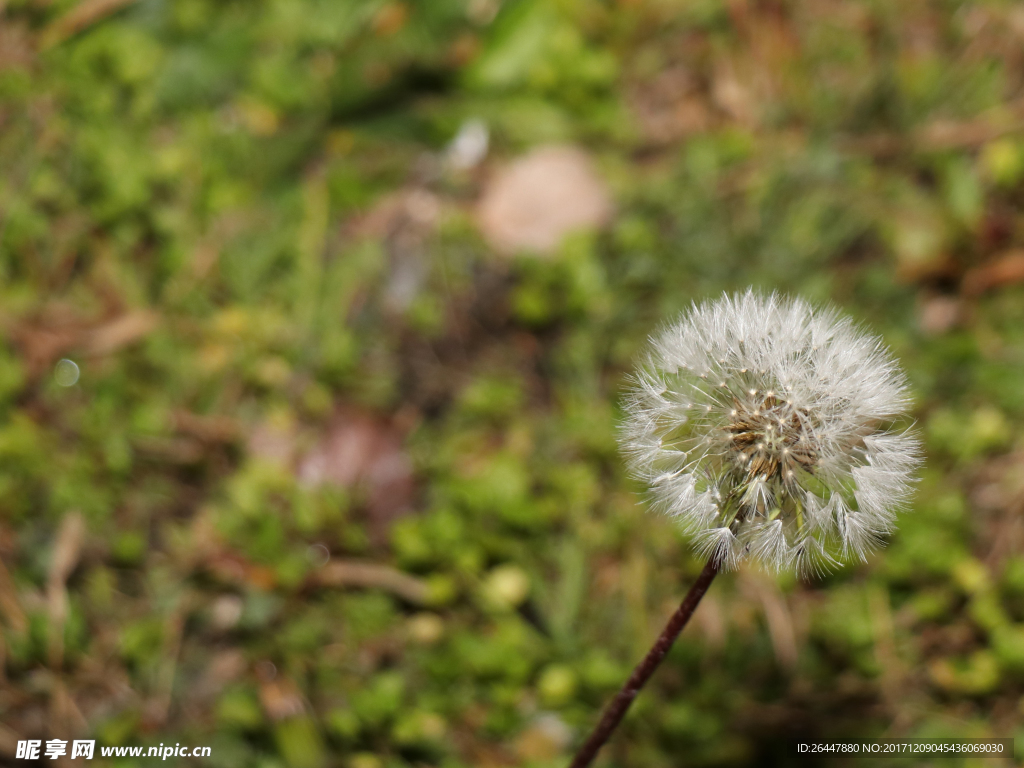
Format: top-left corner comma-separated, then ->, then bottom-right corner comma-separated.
621,290 -> 921,575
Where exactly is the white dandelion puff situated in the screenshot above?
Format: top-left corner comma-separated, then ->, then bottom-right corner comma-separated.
693,526 -> 742,571
621,290 -> 922,575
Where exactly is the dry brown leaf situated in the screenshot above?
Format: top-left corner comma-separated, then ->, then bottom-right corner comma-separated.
8,323 -> 79,379
257,670 -> 307,722
918,295 -> 963,335
962,249 -> 1024,296
476,145 -> 613,255
297,408 -> 415,539
173,410 -> 240,444
350,188 -> 440,243
82,310 -> 158,356
711,60 -> 758,125
627,65 -> 713,146
7,307 -> 158,378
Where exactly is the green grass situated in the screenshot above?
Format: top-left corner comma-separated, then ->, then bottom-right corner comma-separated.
2,0 -> 1024,766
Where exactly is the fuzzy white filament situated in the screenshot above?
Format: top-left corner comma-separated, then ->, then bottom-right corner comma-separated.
621,291 -> 921,575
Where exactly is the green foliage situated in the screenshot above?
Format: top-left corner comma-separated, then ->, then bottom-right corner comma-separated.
218,688 -> 265,731
2,0 -> 1024,764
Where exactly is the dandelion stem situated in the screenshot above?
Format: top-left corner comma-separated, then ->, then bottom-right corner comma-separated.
568,558 -> 721,768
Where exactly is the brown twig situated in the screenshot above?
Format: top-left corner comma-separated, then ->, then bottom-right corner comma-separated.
311,560 -> 428,605
46,512 -> 85,670
569,558 -> 721,768
38,0 -> 138,49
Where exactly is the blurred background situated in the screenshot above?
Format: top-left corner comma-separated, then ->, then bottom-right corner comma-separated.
2,0 -> 1024,766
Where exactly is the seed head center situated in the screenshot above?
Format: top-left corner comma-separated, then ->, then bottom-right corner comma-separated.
725,396 -> 816,482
